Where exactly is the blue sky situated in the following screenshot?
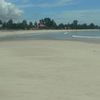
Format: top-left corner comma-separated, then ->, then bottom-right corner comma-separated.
4,0 -> 100,25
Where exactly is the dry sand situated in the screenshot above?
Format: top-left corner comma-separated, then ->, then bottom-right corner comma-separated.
0,30 -> 67,37
0,30 -> 100,100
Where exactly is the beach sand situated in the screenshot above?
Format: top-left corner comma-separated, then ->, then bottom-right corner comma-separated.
0,30 -> 67,37
0,30 -> 100,100
0,29 -> 99,36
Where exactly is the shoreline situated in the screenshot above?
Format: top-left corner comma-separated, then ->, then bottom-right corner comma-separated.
0,29 -> 100,44
0,29 -> 100,36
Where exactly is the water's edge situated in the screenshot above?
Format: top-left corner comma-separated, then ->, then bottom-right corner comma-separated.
0,31 -> 100,43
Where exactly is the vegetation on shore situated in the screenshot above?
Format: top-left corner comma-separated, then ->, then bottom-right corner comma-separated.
0,18 -> 100,30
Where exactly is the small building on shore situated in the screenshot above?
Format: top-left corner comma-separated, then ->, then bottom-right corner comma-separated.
37,22 -> 46,29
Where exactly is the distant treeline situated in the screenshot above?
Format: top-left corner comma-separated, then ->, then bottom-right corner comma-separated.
0,18 -> 100,30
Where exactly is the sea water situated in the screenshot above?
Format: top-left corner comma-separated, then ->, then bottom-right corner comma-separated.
71,31 -> 100,39
0,30 -> 100,41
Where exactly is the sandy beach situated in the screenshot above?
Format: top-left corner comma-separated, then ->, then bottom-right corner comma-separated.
0,30 -> 100,100
0,29 -> 99,37
0,30 -> 67,36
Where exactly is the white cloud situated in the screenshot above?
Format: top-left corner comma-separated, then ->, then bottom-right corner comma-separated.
0,0 -> 23,21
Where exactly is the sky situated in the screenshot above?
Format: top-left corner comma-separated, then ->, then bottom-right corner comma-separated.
0,0 -> 100,25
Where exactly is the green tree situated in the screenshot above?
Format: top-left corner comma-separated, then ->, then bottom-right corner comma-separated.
34,21 -> 38,28
7,19 -> 13,29
28,22 -> 33,29
41,18 -> 57,29
39,19 -> 45,24
51,20 -> 57,29
81,23 -> 88,29
72,20 -> 78,29
0,20 -> 2,29
58,23 -> 65,29
21,20 -> 28,29
43,18 -> 51,28
0,20 -> 2,24
89,23 -> 95,29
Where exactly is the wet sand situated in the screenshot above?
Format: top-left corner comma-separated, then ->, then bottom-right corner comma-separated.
0,30 -> 100,100
0,29 -> 99,37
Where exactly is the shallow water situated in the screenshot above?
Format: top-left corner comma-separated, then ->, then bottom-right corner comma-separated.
0,31 -> 100,41
71,31 -> 100,39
